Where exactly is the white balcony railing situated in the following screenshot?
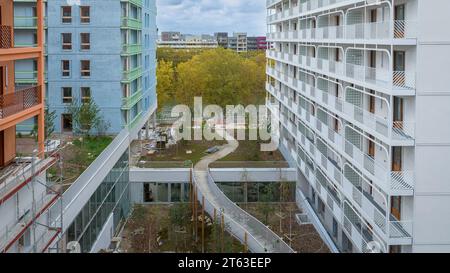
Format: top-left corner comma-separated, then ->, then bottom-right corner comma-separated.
267,49 -> 417,92
266,80 -> 415,194
268,20 -> 417,41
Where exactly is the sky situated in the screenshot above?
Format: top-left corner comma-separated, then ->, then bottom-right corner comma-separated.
156,0 -> 266,36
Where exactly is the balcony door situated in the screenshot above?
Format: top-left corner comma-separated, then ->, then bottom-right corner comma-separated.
394,5 -> 406,38
391,196 -> 402,220
392,146 -> 402,172
394,51 -> 406,86
370,9 -> 377,23
369,90 -> 376,113
394,96 -> 404,132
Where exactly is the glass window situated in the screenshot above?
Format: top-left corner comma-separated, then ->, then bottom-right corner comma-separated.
81,87 -> 91,103
80,60 -> 90,77
62,87 -> 72,104
80,33 -> 90,50
80,6 -> 90,24
61,60 -> 70,77
61,6 -> 72,23
170,183 -> 181,202
157,183 -> 169,202
62,33 -> 72,50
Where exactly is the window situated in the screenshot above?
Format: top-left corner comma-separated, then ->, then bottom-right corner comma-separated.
81,87 -> 91,103
61,60 -> 70,77
62,87 -> 73,104
61,6 -> 72,23
80,6 -> 90,24
80,60 -> 90,77
62,33 -> 72,50
80,33 -> 90,50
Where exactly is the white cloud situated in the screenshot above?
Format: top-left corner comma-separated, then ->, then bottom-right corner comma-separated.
156,0 -> 266,36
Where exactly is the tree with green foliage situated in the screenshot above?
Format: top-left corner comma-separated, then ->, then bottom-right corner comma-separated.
32,109 -> 56,140
157,60 -> 176,107
175,48 -> 264,108
66,99 -> 109,136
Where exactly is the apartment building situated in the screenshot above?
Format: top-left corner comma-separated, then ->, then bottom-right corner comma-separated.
214,32 -> 229,48
266,0 -> 450,253
228,32 -> 248,53
157,40 -> 218,49
248,36 -> 268,50
0,0 -> 62,253
40,0 -> 157,134
160,31 -> 181,42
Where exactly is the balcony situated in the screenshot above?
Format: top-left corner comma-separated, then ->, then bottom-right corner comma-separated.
15,70 -> 38,84
121,89 -> 143,110
282,21 -> 418,42
266,68 -> 415,142
0,86 -> 42,120
291,110 -> 413,248
14,16 -> 38,29
122,0 -> 143,7
266,82 -> 415,196
122,66 -> 142,83
267,49 -> 416,94
0,25 -> 13,49
122,44 -> 142,56
121,17 -> 142,30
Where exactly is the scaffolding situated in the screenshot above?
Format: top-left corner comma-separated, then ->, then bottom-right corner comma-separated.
0,140 -> 64,253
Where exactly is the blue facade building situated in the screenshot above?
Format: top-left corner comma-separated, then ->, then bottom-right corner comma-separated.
17,0 -> 157,134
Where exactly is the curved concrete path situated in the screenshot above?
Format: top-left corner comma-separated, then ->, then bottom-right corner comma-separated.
192,130 -> 294,253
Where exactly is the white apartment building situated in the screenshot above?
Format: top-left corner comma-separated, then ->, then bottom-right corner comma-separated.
157,40 -> 219,49
228,32 -> 248,52
266,0 -> 450,253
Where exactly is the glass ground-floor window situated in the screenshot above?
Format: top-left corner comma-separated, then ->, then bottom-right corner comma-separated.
141,182 -> 189,203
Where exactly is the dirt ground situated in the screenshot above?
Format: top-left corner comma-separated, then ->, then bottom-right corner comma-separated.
16,137 -> 39,156
238,203 -> 330,253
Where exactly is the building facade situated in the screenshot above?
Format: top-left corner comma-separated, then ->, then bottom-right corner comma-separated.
228,32 -> 248,53
40,0 -> 157,134
266,0 -> 450,253
248,36 -> 268,50
0,0 -> 62,253
214,32 -> 229,48
160,31 -> 181,42
157,40 -> 218,49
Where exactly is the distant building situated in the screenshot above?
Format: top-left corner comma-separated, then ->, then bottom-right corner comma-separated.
157,40 -> 218,49
228,32 -> 248,53
248,36 -> 267,50
214,32 -> 229,48
161,31 -> 181,41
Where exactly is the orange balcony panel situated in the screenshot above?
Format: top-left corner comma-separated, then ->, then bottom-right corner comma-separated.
0,25 -> 13,49
0,86 -> 42,119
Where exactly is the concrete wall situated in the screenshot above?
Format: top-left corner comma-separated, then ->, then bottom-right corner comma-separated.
412,0 -> 450,252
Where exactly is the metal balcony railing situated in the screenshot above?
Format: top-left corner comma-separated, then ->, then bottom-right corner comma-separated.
0,25 -> 13,49
196,169 -> 294,253
0,86 -> 42,119
268,49 -> 417,91
266,83 -> 416,194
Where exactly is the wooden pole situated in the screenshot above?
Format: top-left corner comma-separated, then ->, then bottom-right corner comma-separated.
194,186 -> 197,240
213,208 -> 217,253
202,196 -> 205,253
221,214 -> 225,253
244,232 -> 248,253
